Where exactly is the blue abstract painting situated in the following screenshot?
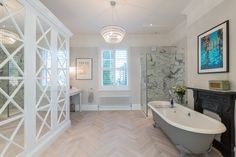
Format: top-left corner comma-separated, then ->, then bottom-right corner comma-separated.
198,21 -> 229,74
200,29 -> 223,70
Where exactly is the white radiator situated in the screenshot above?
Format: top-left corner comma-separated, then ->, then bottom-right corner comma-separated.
98,95 -> 132,110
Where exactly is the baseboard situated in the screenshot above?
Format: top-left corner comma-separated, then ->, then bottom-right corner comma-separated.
79,104 -> 98,111
132,104 -> 141,110
99,104 -> 131,111
75,104 -> 81,111
79,104 -> 141,111
29,120 -> 71,157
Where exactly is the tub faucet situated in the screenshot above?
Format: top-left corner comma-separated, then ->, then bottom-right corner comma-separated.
168,90 -> 174,108
170,99 -> 174,108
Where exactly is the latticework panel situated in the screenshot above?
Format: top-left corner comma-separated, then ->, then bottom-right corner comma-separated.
35,16 -> 52,141
0,0 -> 25,156
57,34 -> 67,125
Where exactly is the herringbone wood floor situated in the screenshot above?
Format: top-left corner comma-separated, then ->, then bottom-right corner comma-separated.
40,111 -> 222,157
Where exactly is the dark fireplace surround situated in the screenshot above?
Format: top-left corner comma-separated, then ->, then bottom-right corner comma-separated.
189,87 -> 236,157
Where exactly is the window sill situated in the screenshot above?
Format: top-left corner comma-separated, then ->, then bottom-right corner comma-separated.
98,88 -> 131,92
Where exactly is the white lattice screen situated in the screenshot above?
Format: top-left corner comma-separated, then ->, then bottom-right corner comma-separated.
35,16 -> 52,141
0,0 -> 71,156
0,0 -> 25,156
57,34 -> 67,125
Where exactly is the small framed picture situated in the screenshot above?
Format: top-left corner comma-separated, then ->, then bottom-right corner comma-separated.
76,58 -> 93,80
198,20 -> 229,74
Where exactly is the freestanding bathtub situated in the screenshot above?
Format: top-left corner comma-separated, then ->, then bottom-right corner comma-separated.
148,101 -> 226,157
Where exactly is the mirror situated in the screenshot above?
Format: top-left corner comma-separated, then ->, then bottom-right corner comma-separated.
0,0 -> 25,156
57,34 -> 67,124
35,16 -> 52,140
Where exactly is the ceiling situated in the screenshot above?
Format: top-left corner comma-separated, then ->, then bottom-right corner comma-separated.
40,0 -> 191,35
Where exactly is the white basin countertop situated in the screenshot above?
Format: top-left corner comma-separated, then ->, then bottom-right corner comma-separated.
69,88 -> 82,96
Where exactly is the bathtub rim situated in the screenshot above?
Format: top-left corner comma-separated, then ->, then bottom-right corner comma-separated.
148,101 -> 226,134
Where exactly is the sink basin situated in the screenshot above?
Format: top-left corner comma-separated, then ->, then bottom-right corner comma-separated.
69,88 -> 82,96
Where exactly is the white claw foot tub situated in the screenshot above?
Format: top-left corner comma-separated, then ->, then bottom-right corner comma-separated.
148,101 -> 226,157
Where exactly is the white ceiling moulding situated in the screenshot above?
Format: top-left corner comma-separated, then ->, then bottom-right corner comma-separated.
182,0 -> 225,26
70,34 -> 169,48
22,0 -> 73,37
167,20 -> 187,45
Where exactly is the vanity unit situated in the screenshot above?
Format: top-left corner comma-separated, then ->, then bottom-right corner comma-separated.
189,88 -> 236,157
70,88 -> 82,111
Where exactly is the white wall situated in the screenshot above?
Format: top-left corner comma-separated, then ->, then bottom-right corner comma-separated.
168,0 -> 236,108
70,47 -> 99,105
69,47 -> 157,106
69,34 -> 171,106
70,0 -> 236,109
186,0 -> 236,107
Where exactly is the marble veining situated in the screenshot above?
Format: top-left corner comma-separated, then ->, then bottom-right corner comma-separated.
141,47 -> 185,103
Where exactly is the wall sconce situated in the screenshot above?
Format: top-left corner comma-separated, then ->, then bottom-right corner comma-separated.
69,66 -> 76,79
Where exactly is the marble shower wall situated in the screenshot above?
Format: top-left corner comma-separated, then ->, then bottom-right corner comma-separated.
140,54 -> 147,113
141,47 -> 185,103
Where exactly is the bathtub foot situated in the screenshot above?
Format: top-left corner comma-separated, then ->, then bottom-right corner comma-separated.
176,145 -> 191,157
180,151 -> 187,157
203,147 -> 212,157
203,153 -> 209,157
153,122 -> 159,128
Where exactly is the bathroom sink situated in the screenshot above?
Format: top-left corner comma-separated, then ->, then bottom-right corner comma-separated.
69,88 -> 82,96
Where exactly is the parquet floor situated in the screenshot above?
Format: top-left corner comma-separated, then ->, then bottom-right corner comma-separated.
40,111 -> 222,157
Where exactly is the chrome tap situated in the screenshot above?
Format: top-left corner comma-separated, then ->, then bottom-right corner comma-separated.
170,98 -> 174,108
168,90 -> 174,108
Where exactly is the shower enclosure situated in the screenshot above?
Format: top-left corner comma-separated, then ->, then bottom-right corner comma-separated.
140,47 -> 185,116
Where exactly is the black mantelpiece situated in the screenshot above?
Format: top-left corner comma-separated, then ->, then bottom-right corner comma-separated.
189,87 -> 236,157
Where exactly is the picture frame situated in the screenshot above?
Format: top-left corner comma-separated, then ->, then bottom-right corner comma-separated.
197,20 -> 229,74
76,58 -> 93,80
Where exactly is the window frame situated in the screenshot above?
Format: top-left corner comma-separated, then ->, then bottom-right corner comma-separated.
99,49 -> 130,91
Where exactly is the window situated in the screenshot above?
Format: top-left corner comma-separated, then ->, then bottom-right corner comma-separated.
101,49 -> 128,88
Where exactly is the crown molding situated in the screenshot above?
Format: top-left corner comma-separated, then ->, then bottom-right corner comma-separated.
167,20 -> 187,45
182,0 -> 224,26
21,0 -> 73,37
70,34 -> 170,48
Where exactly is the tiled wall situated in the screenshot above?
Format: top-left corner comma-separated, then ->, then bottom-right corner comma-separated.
141,47 -> 185,103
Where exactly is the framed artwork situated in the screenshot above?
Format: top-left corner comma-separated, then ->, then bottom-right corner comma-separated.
198,20 -> 229,74
76,58 -> 93,80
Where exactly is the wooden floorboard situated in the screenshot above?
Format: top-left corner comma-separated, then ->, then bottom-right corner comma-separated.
40,111 -> 222,157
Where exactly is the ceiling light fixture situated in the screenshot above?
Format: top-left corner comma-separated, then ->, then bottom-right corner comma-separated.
0,28 -> 19,45
101,1 -> 126,44
0,3 -> 19,45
